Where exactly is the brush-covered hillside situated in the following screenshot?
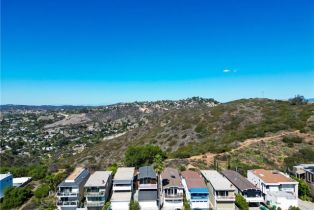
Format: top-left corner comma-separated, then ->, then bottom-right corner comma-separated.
56,97 -> 314,170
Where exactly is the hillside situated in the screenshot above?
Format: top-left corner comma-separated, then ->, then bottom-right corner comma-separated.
54,98 -> 314,170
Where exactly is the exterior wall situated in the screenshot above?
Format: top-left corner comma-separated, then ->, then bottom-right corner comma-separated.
266,194 -> 298,210
0,174 -> 13,199
181,178 -> 209,210
139,201 -> 158,210
110,201 -> 130,210
217,201 -> 235,210
162,187 -> 183,210
207,182 -> 216,209
305,171 -> 314,183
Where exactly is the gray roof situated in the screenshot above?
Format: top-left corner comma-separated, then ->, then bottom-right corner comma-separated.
85,171 -> 112,187
221,170 -> 259,192
114,167 -> 135,181
139,166 -> 156,179
201,170 -> 235,191
138,190 -> 158,201
58,168 -> 89,188
161,167 -> 183,189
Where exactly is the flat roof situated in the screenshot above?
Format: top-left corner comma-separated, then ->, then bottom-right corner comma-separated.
111,191 -> 132,202
181,171 -> 207,189
85,171 -> 112,187
0,173 -> 12,180
138,166 -> 156,179
250,169 -> 297,184
138,190 -> 158,201
161,167 -> 183,188
114,167 -> 135,181
65,167 -> 85,182
221,170 -> 259,192
13,177 -> 31,184
201,170 -> 235,191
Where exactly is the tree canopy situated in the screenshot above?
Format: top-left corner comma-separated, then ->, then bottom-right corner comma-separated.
124,144 -> 166,167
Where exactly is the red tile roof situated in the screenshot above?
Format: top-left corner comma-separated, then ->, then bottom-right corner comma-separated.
181,170 -> 207,189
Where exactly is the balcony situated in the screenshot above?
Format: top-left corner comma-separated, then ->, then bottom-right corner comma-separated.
86,201 -> 105,207
56,200 -> 78,207
113,185 -> 132,191
216,195 -> 236,201
85,191 -> 106,197
139,183 -> 158,189
164,193 -> 184,199
56,191 -> 78,197
244,196 -> 264,203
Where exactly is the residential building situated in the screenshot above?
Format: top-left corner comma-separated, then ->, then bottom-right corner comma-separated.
247,169 -> 298,210
84,171 -> 113,210
0,173 -> 13,199
13,177 -> 32,187
56,167 -> 90,210
201,170 -> 235,210
221,170 -> 263,207
111,167 -> 135,210
292,164 -> 314,197
181,170 -> 210,210
137,166 -> 158,210
160,167 -> 184,210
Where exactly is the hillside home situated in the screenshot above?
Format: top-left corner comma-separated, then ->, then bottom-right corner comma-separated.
0,173 -> 13,199
110,167 -> 135,210
201,170 -> 235,210
292,164 -> 314,197
221,170 -> 263,207
160,167 -> 184,210
137,166 -> 158,210
181,170 -> 210,210
247,169 -> 298,210
56,167 -> 90,210
84,171 -> 112,210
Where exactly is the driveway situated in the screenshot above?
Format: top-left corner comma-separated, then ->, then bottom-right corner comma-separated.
298,199 -> 314,210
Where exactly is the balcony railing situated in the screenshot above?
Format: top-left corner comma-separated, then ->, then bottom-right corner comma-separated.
216,195 -> 235,201
86,201 -> 105,207
56,191 -> 78,197
164,193 -> 184,198
56,200 -> 78,206
139,183 -> 158,189
85,191 -> 106,197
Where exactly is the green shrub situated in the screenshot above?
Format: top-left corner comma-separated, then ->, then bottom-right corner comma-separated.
1,187 -> 32,209
34,184 -> 50,199
124,144 -> 166,167
235,193 -> 249,210
129,200 -> 140,210
282,136 -> 303,144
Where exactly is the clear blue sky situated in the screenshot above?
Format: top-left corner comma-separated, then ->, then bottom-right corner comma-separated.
1,0 -> 314,105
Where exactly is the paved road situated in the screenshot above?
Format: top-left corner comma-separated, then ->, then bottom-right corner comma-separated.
298,199 -> 314,210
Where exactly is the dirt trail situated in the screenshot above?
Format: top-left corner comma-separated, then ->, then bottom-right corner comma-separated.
188,130 -> 301,165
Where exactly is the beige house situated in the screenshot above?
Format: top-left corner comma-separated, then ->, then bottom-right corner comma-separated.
201,170 -> 236,210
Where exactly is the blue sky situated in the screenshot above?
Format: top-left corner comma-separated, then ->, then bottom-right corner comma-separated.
1,0 -> 314,105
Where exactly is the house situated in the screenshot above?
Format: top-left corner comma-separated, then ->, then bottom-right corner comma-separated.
84,171 -> 113,210
13,177 -> 32,187
0,173 -> 13,199
201,170 -> 235,210
160,167 -> 184,210
137,166 -> 158,210
292,164 -> 314,197
181,170 -> 210,210
56,167 -> 90,210
247,169 -> 298,210
111,167 -> 135,210
221,170 -> 263,208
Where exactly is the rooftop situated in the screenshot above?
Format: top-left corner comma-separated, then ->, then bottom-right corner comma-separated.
138,189 -> 158,201
114,167 -> 135,181
85,171 -> 112,187
161,167 -> 183,188
221,170 -> 258,191
0,173 -> 12,180
65,167 -> 85,183
181,170 -> 207,189
138,166 -> 156,179
13,177 -> 31,184
201,170 -> 235,191
250,169 -> 297,184
111,191 -> 132,202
